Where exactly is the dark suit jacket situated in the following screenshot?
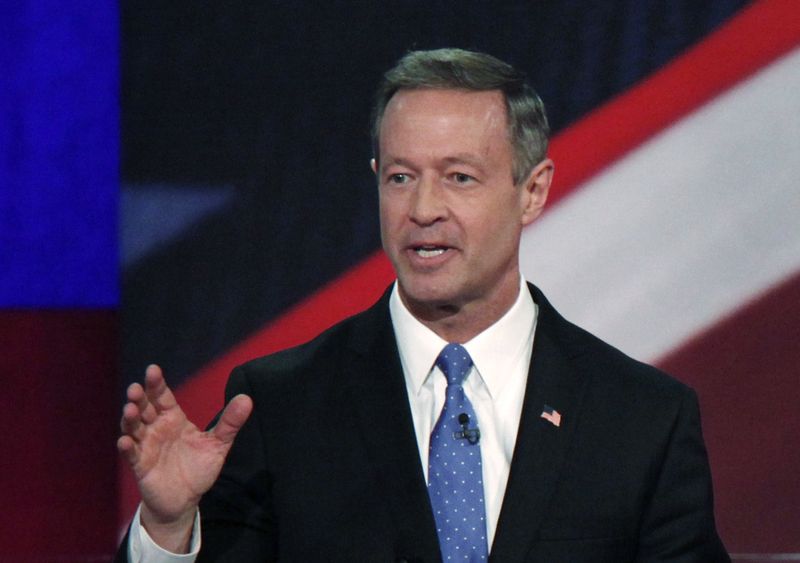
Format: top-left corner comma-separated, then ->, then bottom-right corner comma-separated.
125,284 -> 730,562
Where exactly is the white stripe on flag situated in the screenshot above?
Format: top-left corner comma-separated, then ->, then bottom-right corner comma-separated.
521,47 -> 800,362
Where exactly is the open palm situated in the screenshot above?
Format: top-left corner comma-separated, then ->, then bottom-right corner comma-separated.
118,365 -> 252,545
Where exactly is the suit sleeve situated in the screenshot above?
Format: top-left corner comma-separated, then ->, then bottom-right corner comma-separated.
196,366 -> 278,562
635,389 -> 730,562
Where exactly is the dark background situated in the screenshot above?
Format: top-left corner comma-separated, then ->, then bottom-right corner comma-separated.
121,0 -> 751,392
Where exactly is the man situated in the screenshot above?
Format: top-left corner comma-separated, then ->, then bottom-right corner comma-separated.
118,48 -> 729,562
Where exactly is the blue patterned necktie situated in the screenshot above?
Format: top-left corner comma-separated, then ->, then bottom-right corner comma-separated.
428,343 -> 489,562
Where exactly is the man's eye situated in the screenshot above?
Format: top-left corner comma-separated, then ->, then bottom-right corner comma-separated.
389,173 -> 410,184
452,173 -> 474,184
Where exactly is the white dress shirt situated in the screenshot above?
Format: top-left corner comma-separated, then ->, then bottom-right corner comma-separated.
129,504 -> 200,563
389,277 -> 536,550
131,277 -> 536,560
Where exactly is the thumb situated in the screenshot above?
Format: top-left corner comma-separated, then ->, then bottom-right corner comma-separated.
211,394 -> 253,444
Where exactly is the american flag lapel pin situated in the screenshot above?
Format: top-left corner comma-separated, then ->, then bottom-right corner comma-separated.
541,404 -> 562,427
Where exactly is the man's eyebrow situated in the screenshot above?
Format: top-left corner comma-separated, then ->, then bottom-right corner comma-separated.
443,154 -> 485,169
379,157 -> 415,172
379,154 -> 485,172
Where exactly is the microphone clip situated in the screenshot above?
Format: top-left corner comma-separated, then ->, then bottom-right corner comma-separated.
453,413 -> 481,445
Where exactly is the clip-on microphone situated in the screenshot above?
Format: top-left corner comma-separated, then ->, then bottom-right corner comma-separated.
453,413 -> 480,445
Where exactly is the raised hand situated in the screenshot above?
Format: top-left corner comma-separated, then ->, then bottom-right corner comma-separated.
118,364 -> 253,552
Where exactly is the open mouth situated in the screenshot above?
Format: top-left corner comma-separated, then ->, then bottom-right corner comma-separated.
413,245 -> 448,258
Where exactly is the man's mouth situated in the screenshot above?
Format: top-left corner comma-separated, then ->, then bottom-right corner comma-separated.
414,245 -> 448,258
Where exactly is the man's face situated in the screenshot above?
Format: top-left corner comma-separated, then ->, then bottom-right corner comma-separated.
375,88 -> 551,326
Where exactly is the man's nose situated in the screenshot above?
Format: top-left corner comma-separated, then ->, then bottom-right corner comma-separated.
409,175 -> 447,226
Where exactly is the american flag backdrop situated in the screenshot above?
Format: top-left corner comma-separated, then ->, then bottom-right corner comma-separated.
1,1 -> 120,560
2,0 -> 798,560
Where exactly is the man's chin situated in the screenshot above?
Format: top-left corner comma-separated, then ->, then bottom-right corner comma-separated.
397,281 -> 461,315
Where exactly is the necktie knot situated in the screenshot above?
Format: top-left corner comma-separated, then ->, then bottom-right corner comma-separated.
435,343 -> 473,386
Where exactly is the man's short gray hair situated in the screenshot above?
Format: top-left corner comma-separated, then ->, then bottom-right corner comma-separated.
371,48 -> 550,185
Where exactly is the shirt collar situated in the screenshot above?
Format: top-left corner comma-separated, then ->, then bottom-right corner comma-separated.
389,277 -> 537,399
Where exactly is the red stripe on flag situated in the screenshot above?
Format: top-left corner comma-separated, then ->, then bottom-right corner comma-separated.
658,271 -> 800,551
1,311 -> 119,558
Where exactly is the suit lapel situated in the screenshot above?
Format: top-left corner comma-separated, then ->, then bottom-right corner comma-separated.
490,285 -> 590,561
344,293 -> 442,562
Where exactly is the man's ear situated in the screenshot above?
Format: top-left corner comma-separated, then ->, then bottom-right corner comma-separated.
370,158 -> 378,175
520,158 -> 554,226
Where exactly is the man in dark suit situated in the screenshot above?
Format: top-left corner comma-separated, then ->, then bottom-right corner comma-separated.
118,48 -> 729,562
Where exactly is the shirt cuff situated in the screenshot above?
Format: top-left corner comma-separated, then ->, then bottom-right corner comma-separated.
128,504 -> 201,563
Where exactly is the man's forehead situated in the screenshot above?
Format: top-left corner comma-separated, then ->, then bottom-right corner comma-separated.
379,88 -> 509,145
380,88 -> 509,141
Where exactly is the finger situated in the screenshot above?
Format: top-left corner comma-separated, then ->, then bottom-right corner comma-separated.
143,364 -> 178,412
117,434 -> 140,466
120,401 -> 145,440
127,381 -> 157,425
211,394 -> 253,445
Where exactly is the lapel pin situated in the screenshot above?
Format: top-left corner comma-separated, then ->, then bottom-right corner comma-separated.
541,404 -> 562,427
